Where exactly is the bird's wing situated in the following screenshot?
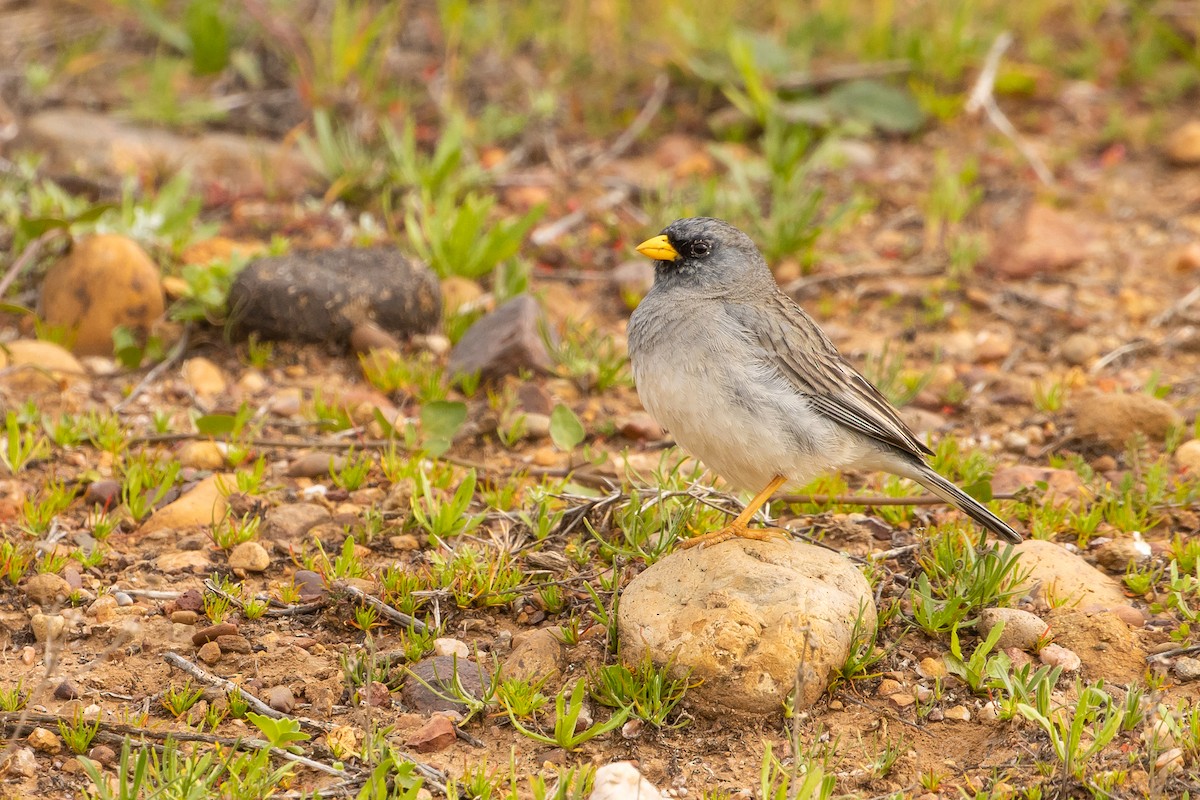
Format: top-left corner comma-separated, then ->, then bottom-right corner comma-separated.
727,294 -> 935,459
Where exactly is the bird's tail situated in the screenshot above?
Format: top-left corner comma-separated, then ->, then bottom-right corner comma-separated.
903,463 -> 1023,544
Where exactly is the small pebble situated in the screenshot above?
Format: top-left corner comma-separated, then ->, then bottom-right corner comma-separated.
27,727 -> 62,754
266,685 -> 295,713
31,613 -> 65,643
1173,656 -> 1200,682
87,745 -> 117,766
54,680 -> 80,700
433,638 -> 470,658
171,610 -> 199,625
943,705 -> 971,722
197,641 -> 222,664
1038,643 -> 1082,672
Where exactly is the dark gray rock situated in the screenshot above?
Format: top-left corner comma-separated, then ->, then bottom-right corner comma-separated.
448,294 -> 554,382
228,247 -> 441,344
401,655 -> 488,714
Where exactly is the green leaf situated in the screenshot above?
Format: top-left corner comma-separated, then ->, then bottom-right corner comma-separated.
825,79 -> 925,134
549,404 -> 585,452
18,216 -> 71,239
111,326 -> 143,370
421,401 -> 466,454
962,478 -> 994,503
372,407 -> 396,438
421,401 -> 467,442
185,0 -> 231,75
195,414 -> 238,436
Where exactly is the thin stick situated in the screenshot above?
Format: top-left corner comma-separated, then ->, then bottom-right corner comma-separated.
113,323 -> 192,412
965,32 -> 1055,186
530,187 -> 629,246
334,581 -> 428,633
163,651 -> 300,725
588,73 -> 670,172
0,230 -> 58,300
1151,283 -> 1200,327
1089,338 -> 1155,374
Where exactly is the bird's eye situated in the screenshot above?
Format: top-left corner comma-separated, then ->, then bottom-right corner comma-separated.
689,240 -> 711,258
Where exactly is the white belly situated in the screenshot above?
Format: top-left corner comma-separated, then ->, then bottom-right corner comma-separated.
630,328 -> 873,492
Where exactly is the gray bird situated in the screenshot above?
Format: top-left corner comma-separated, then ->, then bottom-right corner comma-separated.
627,217 -> 1022,547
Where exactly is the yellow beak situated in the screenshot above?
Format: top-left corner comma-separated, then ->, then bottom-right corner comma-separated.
635,234 -> 680,262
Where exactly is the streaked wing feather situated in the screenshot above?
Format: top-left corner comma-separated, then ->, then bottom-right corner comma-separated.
729,295 -> 934,459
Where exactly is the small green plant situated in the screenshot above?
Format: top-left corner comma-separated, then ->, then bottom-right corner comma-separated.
759,740 -> 835,800
210,512 -> 261,550
58,709 -> 101,754
20,477 -> 74,536
404,190 -> 543,281
332,450 -> 373,491
832,602 -> 886,688
495,674 -> 551,720
0,681 -> 28,712
162,680 -> 206,718
203,591 -> 232,624
945,622 -> 1009,694
1,411 -> 48,474
1018,680 -> 1124,780
0,541 -> 34,584
590,655 -> 696,729
411,469 -> 484,541
505,680 -> 629,750
121,456 -> 182,522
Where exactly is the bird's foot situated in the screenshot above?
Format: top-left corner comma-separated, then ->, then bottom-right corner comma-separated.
681,523 -> 790,549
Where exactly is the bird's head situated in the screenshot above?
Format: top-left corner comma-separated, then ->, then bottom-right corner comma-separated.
635,217 -> 773,294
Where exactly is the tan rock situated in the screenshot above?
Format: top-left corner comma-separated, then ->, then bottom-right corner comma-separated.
618,539 -> 875,714
1046,608 -> 1145,682
1012,539 -> 1127,610
1164,120 -> 1200,165
154,551 -> 214,573
31,612 -> 65,643
1,339 -> 86,392
27,727 -> 61,754
943,704 -> 971,721
23,573 -> 70,606
19,109 -> 317,199
138,474 -> 230,534
1175,439 -> 1200,472
1070,390 -> 1182,449
978,607 -> 1048,651
503,627 -> 564,683
591,762 -> 664,800
227,541 -> 270,572
181,357 -> 227,398
991,204 -> 1092,279
440,276 -> 485,315
38,234 -> 164,356
177,441 -> 226,470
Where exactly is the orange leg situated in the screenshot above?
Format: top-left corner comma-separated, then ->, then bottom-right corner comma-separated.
683,474 -> 790,549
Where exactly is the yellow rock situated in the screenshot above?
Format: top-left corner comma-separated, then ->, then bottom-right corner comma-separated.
440,276 -> 485,314
1,339 -> 86,393
138,474 -> 230,535
177,441 -> 226,470
37,234 -> 165,356
181,357 -> 228,398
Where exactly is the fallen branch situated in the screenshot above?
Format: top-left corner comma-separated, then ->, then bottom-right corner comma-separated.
113,323 -> 193,413
965,32 -> 1054,186
333,580 -> 429,633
